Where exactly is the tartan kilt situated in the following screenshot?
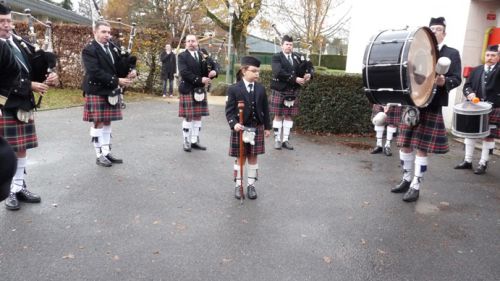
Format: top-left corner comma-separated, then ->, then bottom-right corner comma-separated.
83,95 -> 123,122
397,108 -> 448,154
371,104 -> 402,126
229,125 -> 265,157
488,107 -> 500,139
270,90 -> 300,116
0,110 -> 38,152
178,93 -> 209,118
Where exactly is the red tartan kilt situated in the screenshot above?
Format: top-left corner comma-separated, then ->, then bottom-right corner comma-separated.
178,93 -> 209,119
371,104 -> 402,126
229,125 -> 265,157
488,107 -> 500,139
397,109 -> 448,154
83,95 -> 123,122
269,90 -> 300,116
0,111 -> 38,152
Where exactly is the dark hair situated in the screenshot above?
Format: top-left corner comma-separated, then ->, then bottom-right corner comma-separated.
0,3 -> 11,15
200,48 -> 209,56
282,35 -> 293,44
236,65 -> 251,82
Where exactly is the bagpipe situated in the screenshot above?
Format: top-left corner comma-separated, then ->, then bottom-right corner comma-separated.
11,8 -> 57,107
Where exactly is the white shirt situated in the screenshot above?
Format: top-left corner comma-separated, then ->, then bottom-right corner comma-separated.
243,79 -> 254,93
484,64 -> 496,72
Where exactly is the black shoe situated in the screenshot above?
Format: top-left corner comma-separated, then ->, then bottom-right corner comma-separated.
235,186 -> 244,200
17,188 -> 41,203
391,179 -> 411,193
191,142 -> 207,150
105,154 -> 123,164
282,141 -> 294,150
383,146 -> 392,156
96,155 -> 112,167
274,141 -> 282,150
454,161 -> 472,170
247,185 -> 257,200
370,146 -> 383,154
183,138 -> 191,152
474,163 -> 487,175
5,192 -> 20,210
403,187 -> 419,202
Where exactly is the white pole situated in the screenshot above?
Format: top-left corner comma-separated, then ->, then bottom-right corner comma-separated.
226,7 -> 234,84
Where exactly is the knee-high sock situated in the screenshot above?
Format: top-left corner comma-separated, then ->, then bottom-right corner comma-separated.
411,156 -> 428,190
273,120 -> 282,142
282,120 -> 293,142
479,141 -> 493,165
90,127 -> 103,157
101,125 -> 112,156
385,126 -> 397,147
374,125 -> 385,147
400,150 -> 415,182
10,157 -> 27,193
247,164 -> 258,186
464,138 -> 476,162
191,120 -> 202,143
182,120 -> 192,142
234,163 -> 241,187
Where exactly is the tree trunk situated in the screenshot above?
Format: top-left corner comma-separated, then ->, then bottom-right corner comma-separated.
145,53 -> 157,93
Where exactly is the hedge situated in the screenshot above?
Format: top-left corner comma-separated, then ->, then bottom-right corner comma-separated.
257,69 -> 372,135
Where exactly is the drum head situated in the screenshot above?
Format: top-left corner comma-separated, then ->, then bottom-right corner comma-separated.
407,27 -> 438,107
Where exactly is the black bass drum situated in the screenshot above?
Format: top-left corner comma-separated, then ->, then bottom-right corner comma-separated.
363,27 -> 438,108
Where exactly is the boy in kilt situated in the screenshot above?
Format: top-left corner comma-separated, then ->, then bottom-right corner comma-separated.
370,104 -> 401,156
394,17 -> 462,202
0,3 -> 59,210
270,35 -> 313,150
178,34 -> 218,152
455,45 -> 500,175
82,21 -> 136,167
226,56 -> 271,200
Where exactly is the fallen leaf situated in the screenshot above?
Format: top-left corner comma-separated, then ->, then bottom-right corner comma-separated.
112,255 -> 120,261
361,239 -> 367,245
222,258 -> 232,264
153,251 -> 160,255
153,220 -> 160,225
377,249 -> 386,255
62,254 -> 75,259
323,256 -> 333,264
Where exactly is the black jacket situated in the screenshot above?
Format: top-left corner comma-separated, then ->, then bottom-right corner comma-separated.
463,64 -> 500,108
2,36 -> 36,111
177,49 -> 218,95
0,40 -> 20,108
426,45 -> 462,111
270,51 -> 313,91
81,40 -> 128,96
225,80 -> 271,130
160,51 -> 176,80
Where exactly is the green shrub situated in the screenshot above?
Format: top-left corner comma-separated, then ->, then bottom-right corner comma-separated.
259,70 -> 372,135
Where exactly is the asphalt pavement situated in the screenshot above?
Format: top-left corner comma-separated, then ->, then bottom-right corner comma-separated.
0,98 -> 498,281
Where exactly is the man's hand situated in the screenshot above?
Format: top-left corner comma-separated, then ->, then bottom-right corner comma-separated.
127,69 -> 137,79
264,130 -> 271,137
202,77 -> 212,85
466,93 -> 477,101
45,72 -> 59,87
118,78 -> 133,87
435,74 -> 445,87
208,70 -> 217,79
31,82 -> 49,94
295,77 -> 305,85
304,73 -> 311,81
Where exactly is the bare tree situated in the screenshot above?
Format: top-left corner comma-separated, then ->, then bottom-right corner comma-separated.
276,0 -> 350,53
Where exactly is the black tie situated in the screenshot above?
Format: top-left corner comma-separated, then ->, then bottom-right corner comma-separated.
8,40 -> 28,71
194,52 -> 199,62
104,44 -> 114,64
487,65 -> 492,74
287,55 -> 293,66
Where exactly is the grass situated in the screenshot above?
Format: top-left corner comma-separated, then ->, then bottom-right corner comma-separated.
35,88 -> 161,110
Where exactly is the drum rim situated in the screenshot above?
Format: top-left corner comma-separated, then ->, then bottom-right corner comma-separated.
453,101 -> 493,114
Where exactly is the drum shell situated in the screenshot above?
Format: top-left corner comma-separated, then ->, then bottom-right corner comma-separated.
363,27 -> 437,107
452,102 -> 492,138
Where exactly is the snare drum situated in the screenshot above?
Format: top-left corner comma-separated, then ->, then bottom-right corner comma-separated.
452,102 -> 492,138
363,27 -> 438,108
